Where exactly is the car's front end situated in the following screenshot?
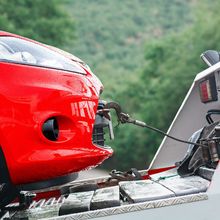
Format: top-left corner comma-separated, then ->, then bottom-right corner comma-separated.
0,31 -> 113,189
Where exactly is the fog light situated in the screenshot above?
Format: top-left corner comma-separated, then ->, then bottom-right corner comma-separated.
42,117 -> 59,141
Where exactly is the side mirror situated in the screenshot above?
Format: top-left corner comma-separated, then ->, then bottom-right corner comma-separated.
200,50 -> 220,67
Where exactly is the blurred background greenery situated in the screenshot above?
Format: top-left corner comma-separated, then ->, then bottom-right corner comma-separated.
1,0 -> 220,171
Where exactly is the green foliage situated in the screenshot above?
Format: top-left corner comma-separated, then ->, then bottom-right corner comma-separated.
0,0 -> 75,47
64,0 -> 192,99
107,0 -> 220,171
63,0 -> 198,170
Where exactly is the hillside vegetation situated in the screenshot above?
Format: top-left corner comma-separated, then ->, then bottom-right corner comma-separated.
64,0 -> 193,98
0,0 -> 75,47
64,0 -> 220,170
63,0 -> 196,170
105,0 -> 220,170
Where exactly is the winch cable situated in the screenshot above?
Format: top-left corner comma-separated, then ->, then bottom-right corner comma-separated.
103,102 -> 208,149
123,116 -> 209,148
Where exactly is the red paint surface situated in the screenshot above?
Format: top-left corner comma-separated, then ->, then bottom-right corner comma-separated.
0,31 -> 113,185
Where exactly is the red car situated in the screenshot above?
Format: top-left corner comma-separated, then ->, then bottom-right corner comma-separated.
0,31 -> 113,190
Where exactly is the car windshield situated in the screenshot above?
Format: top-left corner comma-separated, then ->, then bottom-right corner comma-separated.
0,36 -> 86,74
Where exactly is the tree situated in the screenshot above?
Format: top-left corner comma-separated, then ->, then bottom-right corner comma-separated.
0,0 -> 75,48
104,0 -> 220,171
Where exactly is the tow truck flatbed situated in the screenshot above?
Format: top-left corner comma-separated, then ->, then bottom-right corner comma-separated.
6,167 -> 212,220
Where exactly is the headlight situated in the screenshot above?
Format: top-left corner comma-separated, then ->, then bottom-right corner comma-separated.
0,37 -> 86,74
